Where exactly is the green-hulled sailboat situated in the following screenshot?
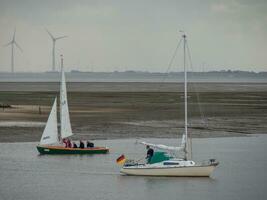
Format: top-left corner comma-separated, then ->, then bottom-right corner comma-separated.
36,56 -> 109,155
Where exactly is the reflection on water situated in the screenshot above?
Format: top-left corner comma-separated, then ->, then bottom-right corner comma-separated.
0,135 -> 266,200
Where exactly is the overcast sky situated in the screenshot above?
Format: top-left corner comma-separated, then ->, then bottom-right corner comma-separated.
0,0 -> 266,72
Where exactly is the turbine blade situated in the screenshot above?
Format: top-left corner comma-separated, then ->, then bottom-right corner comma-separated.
55,35 -> 67,40
45,28 -> 54,40
3,41 -> 12,47
15,41 -> 23,52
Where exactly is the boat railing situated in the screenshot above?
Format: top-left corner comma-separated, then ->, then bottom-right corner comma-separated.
199,159 -> 219,166
124,159 -> 145,167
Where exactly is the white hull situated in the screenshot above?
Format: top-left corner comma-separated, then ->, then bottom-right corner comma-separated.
121,165 -> 216,177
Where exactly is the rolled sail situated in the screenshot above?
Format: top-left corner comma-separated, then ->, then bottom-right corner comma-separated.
139,134 -> 186,153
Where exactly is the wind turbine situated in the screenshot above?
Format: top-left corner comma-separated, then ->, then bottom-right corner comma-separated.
3,28 -> 23,73
46,29 -> 67,71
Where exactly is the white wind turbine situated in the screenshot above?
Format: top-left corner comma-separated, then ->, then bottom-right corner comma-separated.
46,29 -> 67,71
3,28 -> 23,73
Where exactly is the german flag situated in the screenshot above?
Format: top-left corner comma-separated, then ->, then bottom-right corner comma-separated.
116,154 -> 126,165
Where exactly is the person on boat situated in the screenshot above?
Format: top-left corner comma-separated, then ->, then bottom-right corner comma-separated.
73,142 -> 77,148
146,145 -> 154,164
87,141 -> 94,148
62,138 -> 68,147
67,139 -> 72,148
79,140 -> 84,149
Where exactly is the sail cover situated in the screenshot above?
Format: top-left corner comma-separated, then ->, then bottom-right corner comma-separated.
139,134 -> 186,153
40,98 -> 59,145
60,67 -> 73,139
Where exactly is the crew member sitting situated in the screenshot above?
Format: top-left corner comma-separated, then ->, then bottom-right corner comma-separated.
146,145 -> 154,164
73,142 -> 77,148
63,138 -> 68,147
79,140 -> 85,149
87,141 -> 94,148
67,139 -> 72,148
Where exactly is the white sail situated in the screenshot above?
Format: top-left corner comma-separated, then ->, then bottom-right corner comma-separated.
60,61 -> 73,139
40,98 -> 59,145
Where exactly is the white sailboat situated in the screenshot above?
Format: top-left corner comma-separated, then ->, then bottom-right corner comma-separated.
37,56 -> 109,154
120,34 -> 219,176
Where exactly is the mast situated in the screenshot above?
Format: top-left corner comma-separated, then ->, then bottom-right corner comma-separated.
60,55 -> 63,140
183,34 -> 188,160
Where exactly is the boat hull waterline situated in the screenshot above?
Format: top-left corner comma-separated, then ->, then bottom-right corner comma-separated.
37,145 -> 109,155
120,164 -> 218,177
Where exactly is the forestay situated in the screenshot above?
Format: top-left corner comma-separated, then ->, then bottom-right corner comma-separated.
40,98 -> 59,145
60,66 -> 73,139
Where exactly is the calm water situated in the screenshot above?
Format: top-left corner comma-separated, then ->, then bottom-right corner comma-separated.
0,135 -> 266,200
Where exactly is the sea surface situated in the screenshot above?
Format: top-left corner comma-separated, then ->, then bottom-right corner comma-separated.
0,135 -> 266,200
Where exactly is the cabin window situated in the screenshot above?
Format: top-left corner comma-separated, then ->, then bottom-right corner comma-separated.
163,162 -> 179,165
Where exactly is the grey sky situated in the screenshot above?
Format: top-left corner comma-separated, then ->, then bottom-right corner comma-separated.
0,0 -> 266,72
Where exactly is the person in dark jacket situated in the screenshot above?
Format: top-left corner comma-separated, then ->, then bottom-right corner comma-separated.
79,140 -> 84,149
146,145 -> 154,164
67,139 -> 72,148
73,142 -> 77,148
87,141 -> 94,148
63,138 -> 68,148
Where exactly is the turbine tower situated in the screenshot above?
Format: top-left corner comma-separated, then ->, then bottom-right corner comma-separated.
46,29 -> 67,71
3,28 -> 23,73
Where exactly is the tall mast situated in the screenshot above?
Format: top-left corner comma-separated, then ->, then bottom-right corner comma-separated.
183,34 -> 188,160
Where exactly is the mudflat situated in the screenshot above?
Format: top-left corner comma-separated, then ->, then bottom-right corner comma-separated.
0,82 -> 266,142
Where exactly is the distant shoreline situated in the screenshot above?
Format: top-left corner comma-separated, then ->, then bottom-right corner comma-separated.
0,82 -> 267,92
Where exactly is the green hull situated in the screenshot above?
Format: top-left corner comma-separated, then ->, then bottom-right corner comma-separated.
37,145 -> 109,155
